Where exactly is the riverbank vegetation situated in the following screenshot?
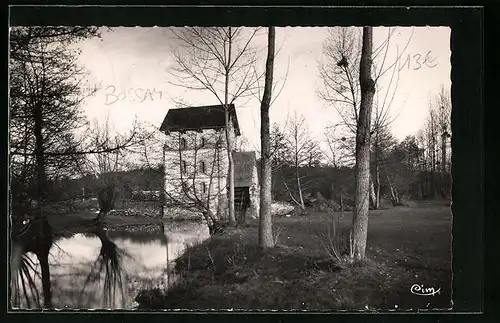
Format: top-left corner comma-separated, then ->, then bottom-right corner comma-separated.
136,201 -> 452,311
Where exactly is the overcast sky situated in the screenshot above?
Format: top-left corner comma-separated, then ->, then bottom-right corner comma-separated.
77,26 -> 451,151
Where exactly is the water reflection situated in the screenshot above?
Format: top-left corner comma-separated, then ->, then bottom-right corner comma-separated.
10,221 -> 210,309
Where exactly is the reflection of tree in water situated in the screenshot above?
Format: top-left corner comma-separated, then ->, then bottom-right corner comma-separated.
79,223 -> 132,308
10,218 -> 196,309
79,222 -> 176,309
11,253 -> 42,308
10,203 -> 54,309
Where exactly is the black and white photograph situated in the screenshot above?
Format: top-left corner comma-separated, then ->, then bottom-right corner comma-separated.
9,22 -> 457,311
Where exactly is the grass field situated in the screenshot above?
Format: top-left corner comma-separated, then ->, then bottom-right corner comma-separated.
136,201 -> 453,311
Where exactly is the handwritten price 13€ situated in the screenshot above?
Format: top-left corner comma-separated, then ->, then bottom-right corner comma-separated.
399,51 -> 438,71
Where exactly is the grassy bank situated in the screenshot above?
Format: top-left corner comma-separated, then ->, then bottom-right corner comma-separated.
136,201 -> 453,311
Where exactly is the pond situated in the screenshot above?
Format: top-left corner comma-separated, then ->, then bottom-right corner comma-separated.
10,221 -> 210,310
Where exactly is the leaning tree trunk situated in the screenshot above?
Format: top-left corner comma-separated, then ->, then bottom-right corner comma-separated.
369,174 -> 377,209
296,169 -> 306,211
259,26 -> 276,249
386,174 -> 401,206
351,27 -> 375,262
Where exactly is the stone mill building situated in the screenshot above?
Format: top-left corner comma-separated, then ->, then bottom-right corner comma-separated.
159,104 -> 259,223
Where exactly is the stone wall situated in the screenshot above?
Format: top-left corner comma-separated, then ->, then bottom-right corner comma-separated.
164,129 -> 227,217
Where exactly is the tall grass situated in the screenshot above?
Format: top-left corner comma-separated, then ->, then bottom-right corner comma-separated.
319,215 -> 351,268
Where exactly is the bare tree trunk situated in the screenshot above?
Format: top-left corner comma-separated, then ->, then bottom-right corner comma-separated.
351,27 -> 375,262
225,111 -> 236,225
160,145 -> 166,218
225,27 -> 236,225
386,174 -> 399,206
37,250 -> 52,308
441,132 -> 447,173
296,169 -> 306,210
33,102 -> 53,308
375,164 -> 380,209
259,26 -> 275,249
369,174 -> 377,209
340,193 -> 344,211
33,103 -> 46,217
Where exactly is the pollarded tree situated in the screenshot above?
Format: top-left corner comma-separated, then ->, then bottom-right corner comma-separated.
80,117 -> 146,223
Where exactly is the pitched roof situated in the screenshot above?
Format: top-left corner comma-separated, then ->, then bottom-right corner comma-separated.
159,104 -> 240,135
233,151 -> 257,187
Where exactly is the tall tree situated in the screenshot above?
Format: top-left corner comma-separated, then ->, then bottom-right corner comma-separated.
9,27 -> 100,308
9,27 -> 148,308
259,27 -> 275,249
80,117 -> 144,223
9,27 -> 100,206
351,27 -> 376,261
168,27 -> 263,226
369,113 -> 398,209
435,86 -> 452,172
282,112 -> 323,211
323,123 -> 354,168
318,27 -> 412,209
270,122 -> 288,171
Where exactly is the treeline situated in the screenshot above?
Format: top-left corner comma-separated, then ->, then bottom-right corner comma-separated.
11,168 -> 164,204
272,166 -> 450,207
266,85 -> 451,209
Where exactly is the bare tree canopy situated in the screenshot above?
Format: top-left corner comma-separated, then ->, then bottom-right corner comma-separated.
317,26 -> 412,143
167,27 -> 265,225
318,27 -> 413,210
168,27 -> 265,106
280,112 -> 323,211
9,27 -> 100,204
